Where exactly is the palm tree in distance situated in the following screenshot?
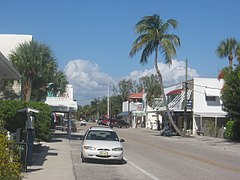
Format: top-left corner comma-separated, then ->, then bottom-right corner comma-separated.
129,14 -> 182,136
216,38 -> 240,67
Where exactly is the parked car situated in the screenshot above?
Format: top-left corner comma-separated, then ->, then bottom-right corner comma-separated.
101,119 -> 110,126
116,120 -> 130,128
109,119 -> 129,128
160,126 -> 177,136
81,126 -> 124,163
97,119 -> 102,125
108,119 -> 118,127
80,120 -> 87,126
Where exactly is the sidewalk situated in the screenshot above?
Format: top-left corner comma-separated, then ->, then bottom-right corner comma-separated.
22,130 -> 75,180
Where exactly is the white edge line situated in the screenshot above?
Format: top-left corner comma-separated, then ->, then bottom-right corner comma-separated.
124,157 -> 160,180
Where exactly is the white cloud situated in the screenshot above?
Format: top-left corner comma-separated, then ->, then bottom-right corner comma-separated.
64,59 -> 199,106
125,60 -> 199,86
64,59 -> 115,106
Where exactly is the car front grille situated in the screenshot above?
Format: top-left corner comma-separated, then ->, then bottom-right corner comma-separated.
97,148 -> 110,151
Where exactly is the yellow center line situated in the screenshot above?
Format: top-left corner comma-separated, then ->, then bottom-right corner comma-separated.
123,134 -> 240,173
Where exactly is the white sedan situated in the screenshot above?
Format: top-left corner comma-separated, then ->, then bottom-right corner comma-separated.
81,126 -> 124,163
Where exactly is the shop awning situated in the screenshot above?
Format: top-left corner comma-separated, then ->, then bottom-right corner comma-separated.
205,88 -> 220,96
117,111 -> 130,116
167,89 -> 182,95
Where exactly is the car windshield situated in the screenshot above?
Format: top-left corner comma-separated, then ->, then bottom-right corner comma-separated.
86,130 -> 119,141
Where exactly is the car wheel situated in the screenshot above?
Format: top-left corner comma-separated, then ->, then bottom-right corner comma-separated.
118,158 -> 124,164
82,157 -> 86,162
81,154 -> 87,163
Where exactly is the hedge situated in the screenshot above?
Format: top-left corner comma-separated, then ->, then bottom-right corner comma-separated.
0,100 -> 52,141
224,120 -> 240,141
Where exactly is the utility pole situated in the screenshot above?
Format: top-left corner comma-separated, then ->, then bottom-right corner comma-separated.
107,82 -> 110,118
97,97 -> 99,120
184,59 -> 188,136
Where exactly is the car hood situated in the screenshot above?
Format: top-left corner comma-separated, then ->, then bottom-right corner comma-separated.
83,140 -> 123,149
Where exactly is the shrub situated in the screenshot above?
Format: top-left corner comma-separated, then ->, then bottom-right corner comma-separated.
0,130 -> 21,179
224,120 -> 240,140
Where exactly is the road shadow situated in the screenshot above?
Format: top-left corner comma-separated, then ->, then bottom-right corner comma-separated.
70,133 -> 84,140
83,158 -> 127,165
31,145 -> 49,166
51,130 -> 84,141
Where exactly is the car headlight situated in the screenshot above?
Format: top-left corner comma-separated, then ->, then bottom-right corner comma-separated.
83,146 -> 96,150
112,147 -> 123,151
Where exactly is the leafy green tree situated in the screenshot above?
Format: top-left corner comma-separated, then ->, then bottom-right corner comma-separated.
139,74 -> 161,106
224,120 -> 240,140
129,14 -> 182,135
113,79 -> 136,101
9,40 -> 67,101
80,105 -> 94,120
216,38 -> 240,67
110,95 -> 122,118
221,66 -> 240,119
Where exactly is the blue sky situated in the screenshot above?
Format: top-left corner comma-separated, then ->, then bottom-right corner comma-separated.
1,0 -> 240,105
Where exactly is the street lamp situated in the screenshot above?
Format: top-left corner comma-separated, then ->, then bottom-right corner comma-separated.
184,59 -> 188,135
100,82 -> 111,118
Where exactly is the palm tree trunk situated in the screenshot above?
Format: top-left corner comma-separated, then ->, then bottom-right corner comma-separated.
228,53 -> 233,67
154,50 -> 183,136
23,79 -> 32,101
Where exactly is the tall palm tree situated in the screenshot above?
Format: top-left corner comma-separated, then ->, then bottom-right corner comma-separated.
216,38 -> 239,67
9,40 -> 57,101
129,14 -> 182,136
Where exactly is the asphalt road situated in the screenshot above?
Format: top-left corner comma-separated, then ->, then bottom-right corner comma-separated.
70,122 -> 240,180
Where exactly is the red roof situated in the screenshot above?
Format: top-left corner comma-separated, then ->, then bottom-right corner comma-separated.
129,92 -> 143,99
167,89 -> 182,95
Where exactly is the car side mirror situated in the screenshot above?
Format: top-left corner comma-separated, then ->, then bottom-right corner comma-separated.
120,139 -> 125,142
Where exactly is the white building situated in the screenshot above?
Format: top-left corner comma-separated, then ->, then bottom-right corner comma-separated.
0,34 -> 32,98
45,84 -> 78,112
0,34 -> 33,58
144,78 -> 227,137
119,92 -> 145,128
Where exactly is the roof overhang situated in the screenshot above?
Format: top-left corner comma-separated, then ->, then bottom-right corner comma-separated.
45,97 -> 78,112
194,112 -> 227,118
0,52 -> 21,80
